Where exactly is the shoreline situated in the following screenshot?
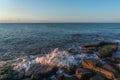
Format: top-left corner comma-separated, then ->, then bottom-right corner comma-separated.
0,40 -> 120,80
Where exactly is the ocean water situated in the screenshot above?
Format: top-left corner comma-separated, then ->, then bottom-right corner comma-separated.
0,23 -> 120,60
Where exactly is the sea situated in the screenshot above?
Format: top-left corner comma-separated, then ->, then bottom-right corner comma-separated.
0,23 -> 120,61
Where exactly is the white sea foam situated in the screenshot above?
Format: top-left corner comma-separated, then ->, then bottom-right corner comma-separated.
13,47 -> 99,73
35,48 -> 98,68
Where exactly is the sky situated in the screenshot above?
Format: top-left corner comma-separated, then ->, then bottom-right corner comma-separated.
0,0 -> 120,23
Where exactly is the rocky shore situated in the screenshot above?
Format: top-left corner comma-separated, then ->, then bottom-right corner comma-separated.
0,41 -> 120,80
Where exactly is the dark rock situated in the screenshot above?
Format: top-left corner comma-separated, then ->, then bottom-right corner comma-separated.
97,45 -> 114,58
30,74 -> 40,80
82,59 -> 118,79
116,63 -> 120,68
63,77 -> 78,80
62,66 -> 76,75
67,47 -> 95,54
22,78 -> 31,80
110,63 -> 120,78
90,73 -> 107,80
82,44 -> 100,51
67,48 -> 79,54
25,64 -> 58,79
56,73 -> 77,80
99,41 -> 118,51
56,73 -> 64,80
99,41 -> 118,47
42,78 -> 50,80
80,44 -> 100,54
75,68 -> 93,80
0,66 -> 20,80
106,57 -> 120,63
104,57 -> 120,78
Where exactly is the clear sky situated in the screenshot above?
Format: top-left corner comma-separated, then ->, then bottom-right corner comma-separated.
0,0 -> 120,23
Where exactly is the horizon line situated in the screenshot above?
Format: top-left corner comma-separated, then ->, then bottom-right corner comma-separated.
0,22 -> 120,24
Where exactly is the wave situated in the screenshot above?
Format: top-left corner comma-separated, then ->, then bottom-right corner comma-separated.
13,47 -> 99,73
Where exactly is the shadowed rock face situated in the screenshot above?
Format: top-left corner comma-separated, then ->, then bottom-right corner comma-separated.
82,44 -> 100,51
106,57 -> 120,63
25,64 -> 58,79
0,67 -> 22,80
82,59 -> 118,80
75,68 -> 93,80
97,45 -> 118,58
90,73 -> 107,80
99,41 -> 118,47
68,41 -> 118,55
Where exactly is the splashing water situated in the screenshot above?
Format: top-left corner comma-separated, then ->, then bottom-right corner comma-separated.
13,47 -> 99,73
35,48 -> 98,68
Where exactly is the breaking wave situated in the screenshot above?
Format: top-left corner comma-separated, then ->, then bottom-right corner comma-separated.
13,48 -> 99,73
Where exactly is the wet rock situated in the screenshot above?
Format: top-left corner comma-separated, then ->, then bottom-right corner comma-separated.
110,63 -> 120,77
90,73 -> 107,80
56,73 -> 64,80
82,44 -> 100,51
99,41 -> 118,47
67,47 -> 82,54
106,57 -> 120,63
67,46 -> 95,54
56,69 -> 65,80
22,78 -> 31,80
67,48 -> 78,53
42,78 -> 50,80
82,59 -> 102,69
97,45 -> 114,58
62,66 -> 76,75
0,66 -> 20,80
56,68 -> 77,80
82,59 -> 117,79
116,63 -> 120,68
101,64 -> 116,73
56,74 -> 77,80
25,64 -> 58,78
110,44 -> 118,52
104,57 -> 120,78
30,74 -> 40,80
63,76 -> 78,80
75,68 -> 93,80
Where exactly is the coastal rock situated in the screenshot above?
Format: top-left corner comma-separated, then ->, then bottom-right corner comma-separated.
110,44 -> 118,51
98,41 -> 118,52
75,68 -> 93,80
56,73 -> 64,80
67,47 -> 82,54
82,59 -> 117,79
81,44 -> 100,51
97,45 -> 115,58
116,63 -> 120,68
108,60 -> 120,77
30,74 -> 40,80
25,64 -> 58,78
106,57 -> 120,63
56,74 -> 77,80
99,41 -> 118,47
22,78 -> 31,80
0,67 -> 20,80
67,46 -> 95,54
56,69 -> 77,80
90,73 -> 107,80
114,63 -> 120,76
63,77 -> 78,80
